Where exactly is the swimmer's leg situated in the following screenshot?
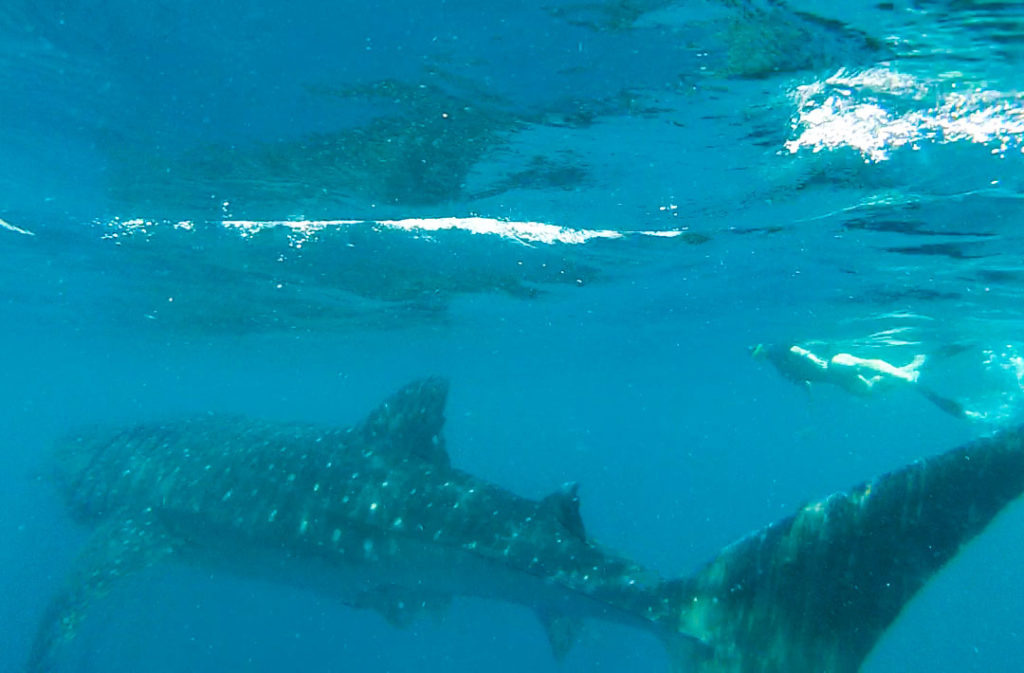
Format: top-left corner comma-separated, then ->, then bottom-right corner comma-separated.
857,374 -> 885,390
832,353 -> 926,384
917,387 -> 969,419
898,354 -> 927,383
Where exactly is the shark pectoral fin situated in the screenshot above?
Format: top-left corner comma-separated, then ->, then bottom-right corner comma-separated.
28,514 -> 177,673
352,584 -> 451,629
537,610 -> 584,661
540,482 -> 586,540
357,377 -> 451,467
675,424 -> 1024,673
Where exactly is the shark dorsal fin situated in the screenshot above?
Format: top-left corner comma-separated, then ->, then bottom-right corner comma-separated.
357,377 -> 450,468
541,482 -> 586,540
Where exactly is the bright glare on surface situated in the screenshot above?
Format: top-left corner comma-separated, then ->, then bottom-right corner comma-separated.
102,217 -> 692,247
786,67 -> 1024,161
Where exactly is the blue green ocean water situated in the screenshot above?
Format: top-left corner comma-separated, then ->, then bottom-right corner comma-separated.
2,1 -> 1024,672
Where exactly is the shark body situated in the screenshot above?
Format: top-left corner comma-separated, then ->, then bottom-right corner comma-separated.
33,378 -> 1024,672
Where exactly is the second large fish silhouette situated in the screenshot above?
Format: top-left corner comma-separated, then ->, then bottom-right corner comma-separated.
33,377 -> 1024,672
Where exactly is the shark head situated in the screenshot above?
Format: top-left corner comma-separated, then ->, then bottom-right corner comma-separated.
51,428 -> 113,522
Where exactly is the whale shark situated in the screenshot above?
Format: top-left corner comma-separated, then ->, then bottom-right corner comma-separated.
32,377 -> 1024,673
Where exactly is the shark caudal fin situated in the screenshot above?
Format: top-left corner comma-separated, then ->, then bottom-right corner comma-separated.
669,424 -> 1024,673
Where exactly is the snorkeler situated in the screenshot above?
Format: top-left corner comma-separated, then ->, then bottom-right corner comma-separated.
751,343 -> 969,419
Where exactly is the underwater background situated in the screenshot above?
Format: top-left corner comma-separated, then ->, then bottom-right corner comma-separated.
2,1 -> 1024,671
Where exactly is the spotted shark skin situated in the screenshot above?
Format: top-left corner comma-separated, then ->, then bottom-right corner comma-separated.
32,377 -> 1024,673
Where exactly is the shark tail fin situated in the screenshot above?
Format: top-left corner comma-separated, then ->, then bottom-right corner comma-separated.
669,424 -> 1024,673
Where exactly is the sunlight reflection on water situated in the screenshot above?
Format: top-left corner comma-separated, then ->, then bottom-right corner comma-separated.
786,67 -> 1024,161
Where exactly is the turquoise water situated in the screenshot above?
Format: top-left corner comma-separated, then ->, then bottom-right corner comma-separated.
2,1 -> 1024,671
